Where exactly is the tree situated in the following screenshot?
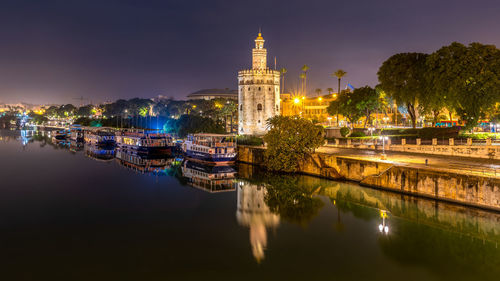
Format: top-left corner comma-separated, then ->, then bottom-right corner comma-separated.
332,69 -> 347,126
327,86 -> 380,128
378,53 -> 428,128
315,88 -> 322,96
263,116 -> 324,172
166,114 -> 225,137
301,65 -> 310,95
280,68 -> 288,93
76,105 -> 93,117
326,87 -> 334,96
426,42 -> 500,129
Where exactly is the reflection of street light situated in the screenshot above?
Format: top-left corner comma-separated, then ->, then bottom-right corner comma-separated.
379,210 -> 389,234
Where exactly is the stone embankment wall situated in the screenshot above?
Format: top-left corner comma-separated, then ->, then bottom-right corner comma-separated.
238,146 -> 500,211
328,138 -> 500,160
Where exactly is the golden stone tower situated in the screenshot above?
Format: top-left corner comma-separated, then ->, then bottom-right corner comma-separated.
238,32 -> 281,135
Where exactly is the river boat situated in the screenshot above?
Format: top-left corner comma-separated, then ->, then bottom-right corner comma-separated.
52,129 -> 70,141
84,128 -> 116,147
115,129 -> 174,155
182,134 -> 236,165
181,160 -> 237,193
69,125 -> 84,142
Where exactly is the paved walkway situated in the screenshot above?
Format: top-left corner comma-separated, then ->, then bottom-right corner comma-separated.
317,146 -> 500,178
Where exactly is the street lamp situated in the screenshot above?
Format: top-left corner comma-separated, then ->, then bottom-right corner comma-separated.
327,117 -> 332,127
379,136 -> 388,160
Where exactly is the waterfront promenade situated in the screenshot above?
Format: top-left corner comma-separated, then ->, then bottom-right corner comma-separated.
317,146 -> 500,178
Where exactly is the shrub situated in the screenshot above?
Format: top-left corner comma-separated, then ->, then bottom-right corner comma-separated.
349,131 -> 366,138
340,127 -> 350,137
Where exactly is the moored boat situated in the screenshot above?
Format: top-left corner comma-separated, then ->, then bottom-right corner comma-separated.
84,128 -> 116,147
69,125 -> 84,142
85,144 -> 115,161
52,129 -> 70,141
182,134 -> 237,165
115,129 -> 174,155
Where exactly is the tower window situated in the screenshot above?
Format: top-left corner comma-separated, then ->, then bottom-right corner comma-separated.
269,87 -> 271,91
257,104 -> 262,111
248,87 -> 250,90
258,87 -> 261,91
240,104 -> 243,111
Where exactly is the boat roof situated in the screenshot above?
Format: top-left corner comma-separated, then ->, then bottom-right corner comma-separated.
192,133 -> 235,137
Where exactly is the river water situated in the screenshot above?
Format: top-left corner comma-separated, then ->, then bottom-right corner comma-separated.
0,129 -> 499,281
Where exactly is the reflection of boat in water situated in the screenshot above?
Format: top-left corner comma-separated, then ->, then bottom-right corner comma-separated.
115,148 -> 173,174
181,160 -> 237,193
182,134 -> 237,165
116,129 -> 174,155
52,129 -> 70,141
84,128 -> 116,147
70,140 -> 84,152
236,181 -> 280,262
70,125 -> 84,142
85,144 -> 115,161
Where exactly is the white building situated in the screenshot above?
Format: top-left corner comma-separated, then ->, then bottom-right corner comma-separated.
238,32 -> 280,135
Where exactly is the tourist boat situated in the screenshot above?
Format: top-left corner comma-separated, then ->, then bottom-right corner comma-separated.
115,148 -> 173,174
84,128 -> 116,147
115,129 -> 174,155
52,129 -> 70,141
69,125 -> 84,142
182,134 -> 237,165
181,160 -> 237,193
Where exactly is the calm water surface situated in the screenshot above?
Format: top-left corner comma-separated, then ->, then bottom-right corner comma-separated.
1,129 -> 499,281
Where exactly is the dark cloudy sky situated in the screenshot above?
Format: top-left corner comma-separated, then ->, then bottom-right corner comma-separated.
0,0 -> 499,104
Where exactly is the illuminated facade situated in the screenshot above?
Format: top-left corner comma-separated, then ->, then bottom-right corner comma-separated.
238,32 -> 280,135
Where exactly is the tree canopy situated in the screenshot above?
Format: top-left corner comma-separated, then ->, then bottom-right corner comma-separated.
377,52 -> 428,128
327,86 -> 380,127
263,116 -> 324,172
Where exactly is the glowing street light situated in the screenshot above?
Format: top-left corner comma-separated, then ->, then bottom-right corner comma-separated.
294,98 -> 301,104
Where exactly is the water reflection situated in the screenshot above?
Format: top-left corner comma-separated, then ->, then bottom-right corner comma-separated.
181,160 -> 237,193
2,129 -> 500,280
85,144 -> 115,161
116,148 -> 173,175
236,181 -> 280,262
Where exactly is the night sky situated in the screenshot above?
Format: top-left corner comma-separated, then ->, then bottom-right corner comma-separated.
1,0 -> 499,104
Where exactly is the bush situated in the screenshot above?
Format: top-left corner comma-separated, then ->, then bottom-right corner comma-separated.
237,135 -> 263,146
349,131 -> 366,138
340,127 -> 350,137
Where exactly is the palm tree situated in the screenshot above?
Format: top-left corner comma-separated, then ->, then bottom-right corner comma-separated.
315,88 -> 322,97
326,87 -> 334,96
301,65 -> 310,96
280,68 -> 287,93
332,69 -> 347,126
299,73 -> 306,95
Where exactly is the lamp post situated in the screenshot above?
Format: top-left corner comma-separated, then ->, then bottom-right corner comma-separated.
379,136 -> 388,160
327,117 -> 332,127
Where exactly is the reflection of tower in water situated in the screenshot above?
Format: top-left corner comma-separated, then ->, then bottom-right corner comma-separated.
236,181 -> 280,262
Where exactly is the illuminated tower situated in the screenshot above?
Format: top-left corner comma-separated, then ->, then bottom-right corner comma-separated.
238,32 -> 281,135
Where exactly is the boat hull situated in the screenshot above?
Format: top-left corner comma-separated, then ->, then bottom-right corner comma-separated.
117,144 -> 173,155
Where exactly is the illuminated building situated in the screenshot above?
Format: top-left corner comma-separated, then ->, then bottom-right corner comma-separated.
238,32 -> 280,135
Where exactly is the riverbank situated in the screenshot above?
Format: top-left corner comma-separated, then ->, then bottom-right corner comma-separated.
237,145 -> 500,211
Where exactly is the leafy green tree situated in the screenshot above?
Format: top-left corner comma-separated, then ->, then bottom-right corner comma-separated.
76,105 -> 93,117
378,53 -> 428,128
301,65 -> 310,95
315,88 -> 322,96
326,87 -> 334,96
426,42 -> 500,129
263,116 -> 324,172
327,87 -> 379,127
165,114 -> 225,137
